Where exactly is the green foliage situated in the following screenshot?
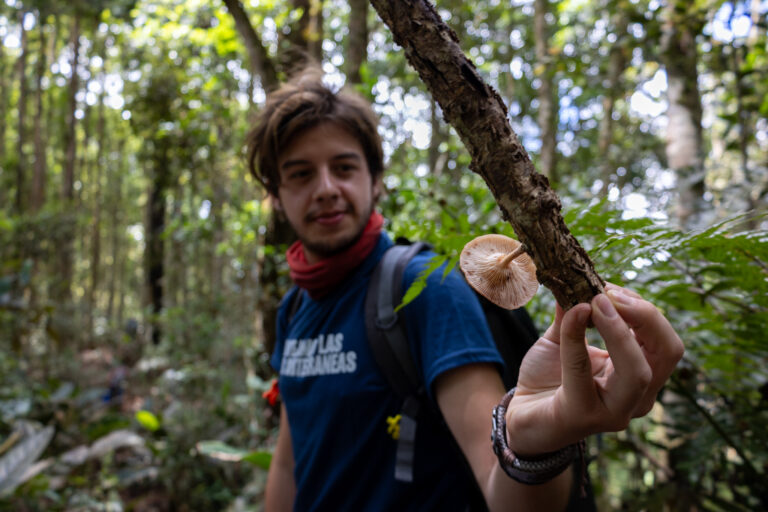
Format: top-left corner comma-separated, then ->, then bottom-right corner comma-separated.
134,410 -> 160,432
0,0 -> 766,509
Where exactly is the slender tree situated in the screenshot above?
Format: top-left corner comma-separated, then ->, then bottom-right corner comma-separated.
31,12 -> 47,212
221,0 -> 279,92
0,17 -> 7,189
661,0 -> 707,230
15,9 -> 29,214
56,13 -> 81,304
534,0 -> 558,186
346,0 -> 368,85
597,10 -> 628,198
87,40 -> 107,344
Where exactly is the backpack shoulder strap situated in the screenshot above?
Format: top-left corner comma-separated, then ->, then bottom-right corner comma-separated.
364,240 -> 430,483
284,286 -> 302,322
364,241 -> 430,398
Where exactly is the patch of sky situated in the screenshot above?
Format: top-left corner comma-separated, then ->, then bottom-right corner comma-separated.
630,69 -> 667,118
128,224 -> 144,242
632,256 -> 653,269
509,56 -> 525,79
199,200 -> 211,220
707,2 -> 755,42
509,29 -> 524,50
414,163 -> 430,178
321,62 -> 345,90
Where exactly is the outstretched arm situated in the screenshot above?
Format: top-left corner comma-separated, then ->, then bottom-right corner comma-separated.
435,284 -> 684,511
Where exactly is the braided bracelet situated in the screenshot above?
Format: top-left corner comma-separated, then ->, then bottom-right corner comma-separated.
491,387 -> 582,485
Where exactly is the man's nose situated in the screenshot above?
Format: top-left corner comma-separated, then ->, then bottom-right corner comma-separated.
313,166 -> 339,200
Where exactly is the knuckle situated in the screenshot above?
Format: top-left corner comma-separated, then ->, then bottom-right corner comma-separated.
633,397 -> 656,418
633,366 -> 653,389
671,339 -> 685,361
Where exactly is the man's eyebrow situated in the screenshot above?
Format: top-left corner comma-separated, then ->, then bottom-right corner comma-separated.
331,153 -> 362,161
280,153 -> 362,169
280,159 -> 310,169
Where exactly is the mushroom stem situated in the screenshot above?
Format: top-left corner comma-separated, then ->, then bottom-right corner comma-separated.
499,244 -> 527,267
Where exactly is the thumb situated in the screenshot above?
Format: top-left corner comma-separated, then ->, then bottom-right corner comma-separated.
559,304 -> 594,398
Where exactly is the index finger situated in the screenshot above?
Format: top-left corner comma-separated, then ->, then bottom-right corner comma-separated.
606,288 -> 684,360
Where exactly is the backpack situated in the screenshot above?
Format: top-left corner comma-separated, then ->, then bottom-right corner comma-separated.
286,239 -> 596,511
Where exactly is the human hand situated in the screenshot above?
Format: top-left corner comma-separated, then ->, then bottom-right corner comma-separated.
504,283 -> 684,455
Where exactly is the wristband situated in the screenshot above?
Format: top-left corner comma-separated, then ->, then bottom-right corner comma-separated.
491,387 -> 582,485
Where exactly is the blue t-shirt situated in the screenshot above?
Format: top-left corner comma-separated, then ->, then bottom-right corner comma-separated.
271,233 -> 503,511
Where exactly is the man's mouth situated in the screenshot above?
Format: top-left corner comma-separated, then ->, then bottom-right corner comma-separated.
311,210 -> 347,225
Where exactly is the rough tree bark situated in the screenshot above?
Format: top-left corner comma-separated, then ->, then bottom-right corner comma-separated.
369,0 -> 603,308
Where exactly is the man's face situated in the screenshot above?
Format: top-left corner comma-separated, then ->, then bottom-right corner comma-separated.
274,122 -> 381,264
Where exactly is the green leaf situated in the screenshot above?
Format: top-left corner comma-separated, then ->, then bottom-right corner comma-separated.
242,451 -> 272,470
196,441 -> 272,469
135,410 -> 160,432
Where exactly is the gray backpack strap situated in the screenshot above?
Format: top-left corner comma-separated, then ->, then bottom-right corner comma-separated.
364,241 -> 430,483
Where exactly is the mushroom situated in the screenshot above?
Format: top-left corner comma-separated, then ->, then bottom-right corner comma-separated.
459,234 -> 538,309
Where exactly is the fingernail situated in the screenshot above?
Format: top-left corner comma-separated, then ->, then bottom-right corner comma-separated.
594,294 -> 617,318
576,306 -> 591,325
607,288 -> 635,307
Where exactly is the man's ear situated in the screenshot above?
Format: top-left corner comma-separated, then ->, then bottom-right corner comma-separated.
270,194 -> 283,212
372,176 -> 384,203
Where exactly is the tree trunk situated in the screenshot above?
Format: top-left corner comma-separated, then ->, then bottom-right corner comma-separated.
106,142 -> 124,325
15,10 -> 29,214
534,0 -> 558,186
146,139 -> 171,345
0,24 -> 7,195
369,0 -> 603,308
221,0 -> 279,92
346,0 -> 369,84
281,0 -> 325,75
87,55 -> 107,345
31,17 -> 47,212
428,99 -> 448,176
166,184 -> 185,310
56,13 -> 81,304
661,1 -> 707,231
224,0 -> 300,356
597,13 -> 628,198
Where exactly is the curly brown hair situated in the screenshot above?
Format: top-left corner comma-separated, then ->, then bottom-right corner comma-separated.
246,67 -> 384,197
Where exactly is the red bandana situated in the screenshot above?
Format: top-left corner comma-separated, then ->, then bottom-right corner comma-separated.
286,211 -> 384,299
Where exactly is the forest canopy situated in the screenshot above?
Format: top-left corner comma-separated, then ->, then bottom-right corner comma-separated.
0,0 -> 766,509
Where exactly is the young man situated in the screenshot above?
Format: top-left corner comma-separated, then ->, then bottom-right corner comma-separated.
248,68 -> 685,511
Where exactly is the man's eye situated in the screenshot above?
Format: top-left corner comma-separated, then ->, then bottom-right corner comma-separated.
289,170 -> 310,180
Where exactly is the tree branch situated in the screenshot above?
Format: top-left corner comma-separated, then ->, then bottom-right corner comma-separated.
369,0 -> 603,307
221,0 -> 279,92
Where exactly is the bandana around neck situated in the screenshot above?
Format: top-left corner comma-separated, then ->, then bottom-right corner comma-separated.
285,211 -> 384,299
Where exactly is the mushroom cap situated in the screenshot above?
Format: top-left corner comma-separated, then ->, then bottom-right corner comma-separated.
459,234 -> 539,309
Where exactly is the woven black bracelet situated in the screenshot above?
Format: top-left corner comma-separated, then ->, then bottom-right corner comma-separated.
491,387 -> 582,485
